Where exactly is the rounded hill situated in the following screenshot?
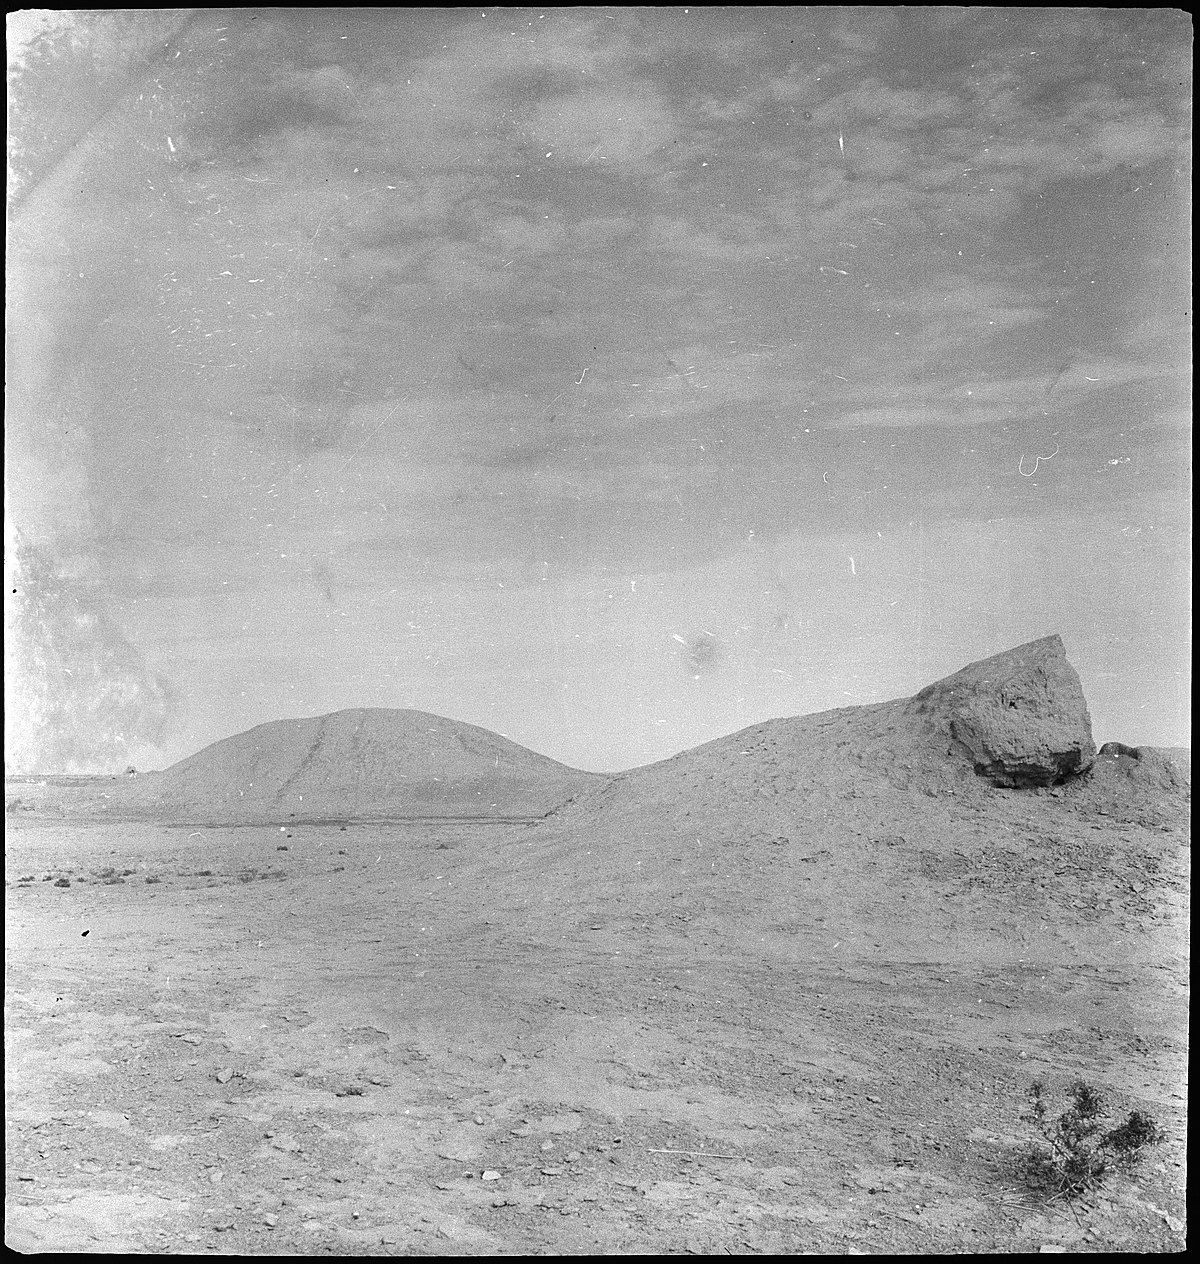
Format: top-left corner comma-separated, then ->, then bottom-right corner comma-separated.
135,708 -> 600,824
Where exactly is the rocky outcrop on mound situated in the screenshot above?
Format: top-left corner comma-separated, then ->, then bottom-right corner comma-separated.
1065,742 -> 1191,827
906,634 -> 1096,787
132,708 -> 599,824
1094,742 -> 1189,792
563,635 -> 1103,840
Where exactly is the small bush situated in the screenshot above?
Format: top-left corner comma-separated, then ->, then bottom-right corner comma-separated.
1021,1079 -> 1165,1200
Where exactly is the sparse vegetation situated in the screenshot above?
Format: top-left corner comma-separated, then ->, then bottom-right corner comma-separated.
1020,1079 -> 1165,1201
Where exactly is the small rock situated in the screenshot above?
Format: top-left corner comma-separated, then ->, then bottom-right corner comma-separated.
262,1214 -> 278,1227
541,1140 -> 555,1151
482,1170 -> 502,1181
473,1115 -> 485,1126
214,1067 -> 234,1084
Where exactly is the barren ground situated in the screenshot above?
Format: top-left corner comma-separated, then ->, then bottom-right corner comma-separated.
4,770 -> 1188,1255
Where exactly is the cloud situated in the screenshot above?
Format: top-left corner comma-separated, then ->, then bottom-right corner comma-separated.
5,533 -> 179,773
532,85 -> 676,169
828,8 -> 900,56
7,11 -> 1188,664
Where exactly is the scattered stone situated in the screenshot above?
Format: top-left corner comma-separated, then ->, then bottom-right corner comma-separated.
473,1115 -> 485,1125
215,1067 -> 234,1083
539,1112 -> 585,1133
53,878 -> 70,888
482,1170 -> 502,1181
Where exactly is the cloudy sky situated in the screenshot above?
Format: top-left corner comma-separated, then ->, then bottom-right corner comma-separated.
5,7 -> 1191,774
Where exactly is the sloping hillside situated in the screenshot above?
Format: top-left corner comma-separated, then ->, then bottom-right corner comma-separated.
558,633 -> 1105,837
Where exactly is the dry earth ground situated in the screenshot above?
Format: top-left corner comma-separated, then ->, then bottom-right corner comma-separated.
4,776 -> 1188,1254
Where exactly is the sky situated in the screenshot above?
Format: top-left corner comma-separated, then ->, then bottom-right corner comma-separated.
5,6 -> 1192,775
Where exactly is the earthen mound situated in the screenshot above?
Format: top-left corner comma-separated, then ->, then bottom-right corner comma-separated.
134,708 -> 599,824
1064,742 -> 1191,827
1094,742 -> 1189,791
563,634 -> 1099,836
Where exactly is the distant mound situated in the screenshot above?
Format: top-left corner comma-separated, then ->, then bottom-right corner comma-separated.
134,708 -> 599,824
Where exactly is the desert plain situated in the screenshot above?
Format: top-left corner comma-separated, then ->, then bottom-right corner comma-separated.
4,635 -> 1188,1254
